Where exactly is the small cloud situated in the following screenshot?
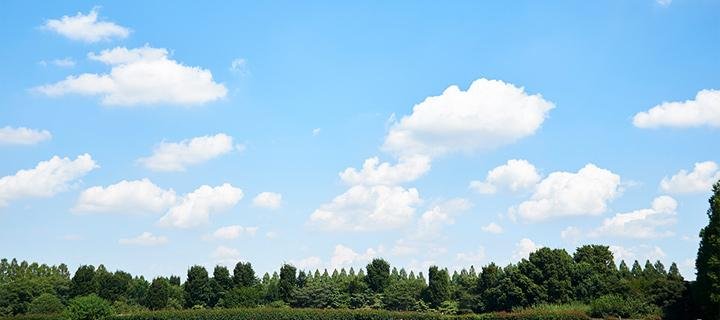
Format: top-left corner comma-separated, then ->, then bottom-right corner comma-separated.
61,234 -> 83,241
252,192 -> 282,209
657,0 -> 672,7
265,231 -> 278,239
312,128 -> 321,136
481,222 -> 503,234
208,225 -> 258,240
43,7 -> 130,43
0,126 -> 52,145
119,232 -> 168,246
230,58 -> 249,75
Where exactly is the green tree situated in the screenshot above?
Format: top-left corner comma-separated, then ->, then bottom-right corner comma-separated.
519,247 -> 574,303
71,266 -> 96,298
184,265 -> 210,308
146,278 -> 169,310
278,264 -> 297,303
213,266 -> 233,291
425,266 -> 450,308
233,262 -> 256,287
365,259 -> 390,293
696,180 -> 720,319
27,293 -> 64,314
64,295 -> 113,320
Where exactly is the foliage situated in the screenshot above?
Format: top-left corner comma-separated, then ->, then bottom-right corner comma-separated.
183,266 -> 210,308
696,180 -> 720,319
64,295 -> 113,320
365,259 -> 390,294
26,294 -> 63,315
589,294 -> 659,319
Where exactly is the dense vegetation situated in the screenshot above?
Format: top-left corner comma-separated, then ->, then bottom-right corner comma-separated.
1,180 -> 718,320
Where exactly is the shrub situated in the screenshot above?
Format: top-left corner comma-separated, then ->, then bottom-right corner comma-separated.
64,295 -> 114,320
589,294 -> 660,319
27,294 -> 64,315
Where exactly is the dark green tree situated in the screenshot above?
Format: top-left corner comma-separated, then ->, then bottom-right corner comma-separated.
233,262 -> 256,287
71,266 -> 96,298
425,266 -> 450,308
146,278 -> 169,310
365,259 -> 390,293
184,265 -> 210,308
696,180 -> 720,319
278,264 -> 297,303
27,293 -> 64,314
213,266 -> 233,291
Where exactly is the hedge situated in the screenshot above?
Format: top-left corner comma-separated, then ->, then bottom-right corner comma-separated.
2,308 -> 589,320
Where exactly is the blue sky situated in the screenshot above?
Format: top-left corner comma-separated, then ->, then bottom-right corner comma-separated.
1,0 -> 719,280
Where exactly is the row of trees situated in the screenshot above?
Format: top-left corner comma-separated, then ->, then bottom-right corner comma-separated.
0,248 -> 687,316
2,181 -> 719,319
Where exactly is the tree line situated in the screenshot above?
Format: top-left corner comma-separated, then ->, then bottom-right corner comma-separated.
1,181 -> 719,319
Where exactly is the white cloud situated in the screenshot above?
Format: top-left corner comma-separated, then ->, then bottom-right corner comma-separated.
119,232 -> 167,246
138,133 -> 239,172
657,0 -> 672,7
265,231 -> 278,239
592,196 -> 677,239
510,164 -> 622,222
309,185 -> 421,231
252,192 -> 282,209
0,126 -> 52,145
210,225 -> 258,240
609,245 -> 666,263
340,155 -> 431,186
456,247 -> 486,264
383,78 -> 554,157
36,45 -> 227,106
512,238 -> 542,261
158,183 -> 243,228
633,89 -> 720,128
312,128 -> 321,136
43,7 -> 129,43
330,244 -> 381,270
73,179 -> 177,214
470,159 -> 540,194
0,154 -> 97,207
212,245 -> 242,265
481,222 -> 503,234
660,161 -> 720,194
292,256 -> 323,270
416,198 -> 472,238
560,226 -> 582,243
40,58 -> 76,68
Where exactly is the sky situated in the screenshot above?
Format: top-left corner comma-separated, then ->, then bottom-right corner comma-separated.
1,0 -> 719,280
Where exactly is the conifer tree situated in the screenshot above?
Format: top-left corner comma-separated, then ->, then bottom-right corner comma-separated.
696,180 -> 720,319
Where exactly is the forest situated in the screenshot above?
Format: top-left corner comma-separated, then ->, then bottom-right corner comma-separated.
1,182 -> 718,320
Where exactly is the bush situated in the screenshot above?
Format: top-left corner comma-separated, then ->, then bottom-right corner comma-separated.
589,294 -> 660,319
477,310 -> 589,320
27,294 -> 64,315
64,295 -> 114,320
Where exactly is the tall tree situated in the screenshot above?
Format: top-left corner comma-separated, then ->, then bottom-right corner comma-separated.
146,278 -> 169,310
213,266 -> 233,291
279,264 -> 297,303
70,265 -> 96,298
184,265 -> 210,308
696,180 -> 720,319
425,266 -> 450,308
365,259 -> 390,293
233,262 -> 256,287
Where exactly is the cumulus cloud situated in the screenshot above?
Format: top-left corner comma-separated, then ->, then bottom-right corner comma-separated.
512,238 -> 542,261
415,198 -> 472,238
309,185 -> 421,231
330,244 -> 381,270
73,179 -> 177,214
138,133 -> 239,172
470,159 -> 540,194
592,196 -> 677,239
212,245 -> 242,265
0,126 -> 52,145
43,7 -> 129,43
252,192 -> 282,209
510,164 -> 622,222
35,46 -> 227,106
209,225 -> 258,240
456,247 -> 486,264
340,155 -> 431,186
383,78 -> 554,157
158,183 -> 243,228
118,232 -> 167,246
481,222 -> 503,234
609,245 -> 666,263
633,89 -> 720,128
0,154 -> 97,207
560,226 -> 582,243
660,161 -> 720,194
